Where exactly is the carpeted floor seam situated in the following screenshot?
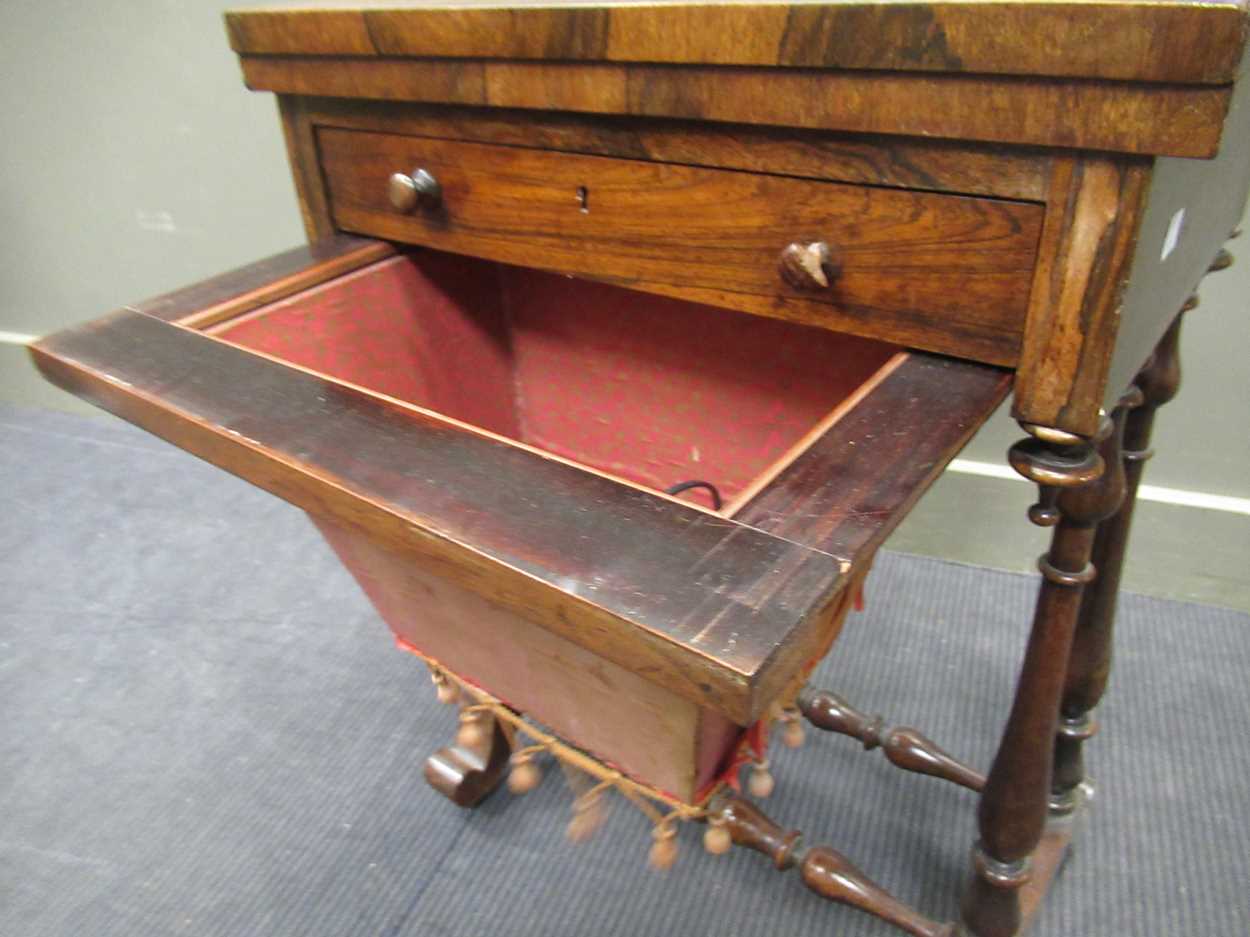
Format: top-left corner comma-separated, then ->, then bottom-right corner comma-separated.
382,816 -> 474,937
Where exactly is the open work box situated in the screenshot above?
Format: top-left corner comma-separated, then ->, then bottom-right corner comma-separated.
32,236 -> 1008,803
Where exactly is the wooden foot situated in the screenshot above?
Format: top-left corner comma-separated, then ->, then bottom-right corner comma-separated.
424,710 -> 512,807
798,687 -> 985,792
961,414 -> 1125,937
713,794 -> 953,937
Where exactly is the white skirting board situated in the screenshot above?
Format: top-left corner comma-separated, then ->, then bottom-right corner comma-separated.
948,458 -> 1250,517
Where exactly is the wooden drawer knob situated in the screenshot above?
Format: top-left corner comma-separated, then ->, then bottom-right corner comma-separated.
388,168 -> 442,213
779,241 -> 841,291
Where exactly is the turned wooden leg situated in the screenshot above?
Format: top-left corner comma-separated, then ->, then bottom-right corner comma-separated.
960,415 -> 1126,937
1053,234 -> 1233,811
424,708 -> 512,807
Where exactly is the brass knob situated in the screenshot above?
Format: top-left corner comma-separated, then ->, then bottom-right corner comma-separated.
779,241 -> 841,291
388,168 -> 442,213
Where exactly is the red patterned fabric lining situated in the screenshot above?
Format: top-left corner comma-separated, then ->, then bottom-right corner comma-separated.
214,250 -> 896,509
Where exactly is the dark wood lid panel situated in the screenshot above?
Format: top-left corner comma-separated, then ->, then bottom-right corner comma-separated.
318,128 -> 1042,365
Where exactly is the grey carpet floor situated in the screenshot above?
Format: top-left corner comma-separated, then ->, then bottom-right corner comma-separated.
2,402 -> 1248,937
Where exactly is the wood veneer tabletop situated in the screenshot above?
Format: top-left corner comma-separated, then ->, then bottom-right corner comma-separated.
225,0 -> 1250,85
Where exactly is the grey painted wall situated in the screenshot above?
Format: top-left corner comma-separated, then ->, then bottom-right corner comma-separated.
3,2 -> 1248,608
1,1 -> 303,343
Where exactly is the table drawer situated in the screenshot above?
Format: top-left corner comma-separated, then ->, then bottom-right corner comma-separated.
31,237 -> 1010,799
318,128 -> 1043,366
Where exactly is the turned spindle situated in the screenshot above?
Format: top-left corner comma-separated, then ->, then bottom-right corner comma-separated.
713,794 -> 951,937
1050,387 -> 1140,811
715,793 -> 802,868
801,847 -> 952,937
798,688 -> 985,792
1052,269 -> 1214,812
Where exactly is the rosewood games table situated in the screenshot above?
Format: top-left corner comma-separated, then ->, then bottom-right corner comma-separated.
30,3 -> 1250,935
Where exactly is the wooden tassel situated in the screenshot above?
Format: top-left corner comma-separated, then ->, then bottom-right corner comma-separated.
429,668 -> 460,704
781,710 -> 806,749
567,793 -> 606,843
703,816 -> 732,855
508,752 -> 542,794
748,760 -> 775,799
456,711 -> 486,748
649,823 -> 679,870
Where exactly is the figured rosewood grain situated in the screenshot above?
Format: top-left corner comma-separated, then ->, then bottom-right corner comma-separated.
278,96 -> 336,241
1013,157 -> 1150,438
714,794 -> 951,937
319,128 -> 1041,365
736,353 -> 1010,558
424,710 -> 512,807
127,234 -> 393,326
224,2 -> 1247,85
299,97 -> 1050,201
239,55 -> 1233,158
30,309 -> 851,725
798,689 -> 985,792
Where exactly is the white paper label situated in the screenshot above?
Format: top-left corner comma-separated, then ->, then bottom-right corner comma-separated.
1161,208 -> 1185,262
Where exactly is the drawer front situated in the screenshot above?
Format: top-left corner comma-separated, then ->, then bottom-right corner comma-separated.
318,128 -> 1043,365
